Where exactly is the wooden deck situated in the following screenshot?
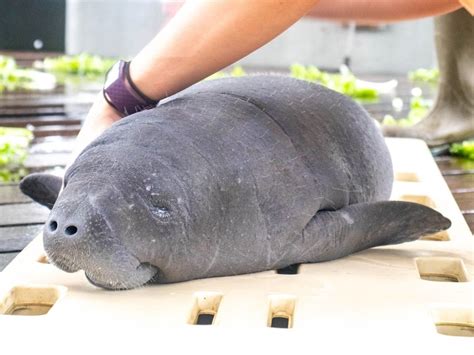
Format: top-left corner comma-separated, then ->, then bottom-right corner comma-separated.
0,53 -> 472,271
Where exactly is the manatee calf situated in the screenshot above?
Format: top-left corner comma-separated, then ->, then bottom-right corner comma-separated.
21,75 -> 450,290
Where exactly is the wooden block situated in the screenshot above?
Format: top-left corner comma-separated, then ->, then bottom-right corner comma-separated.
444,174 -> 474,193
25,152 -> 70,169
0,225 -> 43,252
30,125 -> 81,138
463,213 -> 474,232
0,184 -> 31,204
0,203 -> 49,226
435,156 -> 474,175
452,191 -> 474,212
0,116 -> 82,128
0,252 -> 19,271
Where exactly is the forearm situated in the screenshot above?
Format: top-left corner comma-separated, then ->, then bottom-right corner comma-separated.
67,0 -> 319,168
67,94 -> 120,168
307,0 -> 462,22
130,0 -> 320,100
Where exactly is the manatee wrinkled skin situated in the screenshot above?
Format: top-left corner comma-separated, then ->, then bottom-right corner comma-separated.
20,75 -> 451,290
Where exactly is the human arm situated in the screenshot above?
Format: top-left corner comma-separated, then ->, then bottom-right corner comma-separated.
306,0 -> 462,22
68,0 -> 320,166
70,0 -> 465,168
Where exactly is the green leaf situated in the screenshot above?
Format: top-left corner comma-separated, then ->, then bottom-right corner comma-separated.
0,127 -> 33,183
207,66 -> 247,80
0,55 -> 55,92
42,53 -> 116,78
450,140 -> 474,161
289,63 -> 379,100
382,97 -> 432,127
408,68 -> 439,84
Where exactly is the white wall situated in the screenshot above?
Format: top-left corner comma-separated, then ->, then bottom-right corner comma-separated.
66,0 -> 164,58
66,0 -> 436,74
238,18 -> 436,74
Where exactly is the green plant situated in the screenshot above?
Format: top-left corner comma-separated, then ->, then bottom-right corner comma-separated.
0,127 -> 33,183
41,53 -> 116,77
208,64 -> 378,100
290,63 -> 379,100
207,65 -> 247,80
450,140 -> 474,161
0,56 -> 36,92
382,97 -> 432,127
408,68 -> 439,84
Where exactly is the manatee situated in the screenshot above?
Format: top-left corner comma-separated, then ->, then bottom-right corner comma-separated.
20,75 -> 451,290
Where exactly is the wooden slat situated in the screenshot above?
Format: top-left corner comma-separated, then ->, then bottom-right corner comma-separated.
443,174 -> 474,192
0,203 -> 50,226
463,213 -> 474,233
0,225 -> 43,252
0,101 -> 91,110
0,184 -> 31,205
0,102 -> 63,109
0,106 -> 89,116
452,191 -> 474,212
0,50 -> 63,69
26,151 -> 71,168
0,94 -> 95,107
0,87 -> 66,98
0,116 -> 82,128
30,138 -> 75,154
435,156 -> 474,175
0,50 -> 62,60
0,106 -> 66,117
0,252 -> 19,271
31,125 -> 81,138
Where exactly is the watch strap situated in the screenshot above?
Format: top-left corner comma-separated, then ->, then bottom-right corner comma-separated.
103,60 -> 159,116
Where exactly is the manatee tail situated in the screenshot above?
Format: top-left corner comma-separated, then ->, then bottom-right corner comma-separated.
19,173 -> 62,209
299,201 -> 451,263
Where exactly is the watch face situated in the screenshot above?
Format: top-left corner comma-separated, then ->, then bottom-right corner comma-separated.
104,61 -> 121,89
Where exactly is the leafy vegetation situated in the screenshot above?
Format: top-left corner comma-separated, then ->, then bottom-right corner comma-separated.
450,140 -> 474,161
0,127 -> 33,183
290,63 -> 379,100
382,97 -> 432,127
207,65 -> 247,80
408,68 -> 439,84
0,56 -> 37,92
209,64 -> 379,100
40,53 -> 116,77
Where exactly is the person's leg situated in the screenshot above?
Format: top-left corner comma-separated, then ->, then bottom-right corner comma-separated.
383,8 -> 474,146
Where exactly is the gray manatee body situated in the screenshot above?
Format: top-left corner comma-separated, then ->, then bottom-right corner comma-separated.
20,75 -> 450,289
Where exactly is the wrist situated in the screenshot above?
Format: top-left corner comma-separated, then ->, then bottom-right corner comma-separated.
128,59 -> 161,101
92,93 -> 123,122
103,60 -> 160,116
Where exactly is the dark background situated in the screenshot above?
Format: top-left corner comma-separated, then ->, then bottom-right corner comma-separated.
0,0 -> 65,51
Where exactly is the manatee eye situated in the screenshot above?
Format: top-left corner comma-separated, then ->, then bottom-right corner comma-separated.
150,193 -> 171,218
153,207 -> 171,219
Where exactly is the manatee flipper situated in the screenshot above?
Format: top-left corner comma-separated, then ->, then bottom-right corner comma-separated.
19,173 -> 62,209
299,201 -> 451,263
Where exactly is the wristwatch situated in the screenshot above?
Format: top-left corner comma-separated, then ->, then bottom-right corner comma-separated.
103,60 -> 159,117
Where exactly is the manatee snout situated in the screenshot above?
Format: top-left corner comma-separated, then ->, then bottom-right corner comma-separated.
42,184 -> 160,290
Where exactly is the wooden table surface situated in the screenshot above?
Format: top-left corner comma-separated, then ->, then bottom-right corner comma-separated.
0,52 -> 472,271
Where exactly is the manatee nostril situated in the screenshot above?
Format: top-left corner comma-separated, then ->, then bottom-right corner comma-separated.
49,221 -> 58,232
64,225 -> 78,236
